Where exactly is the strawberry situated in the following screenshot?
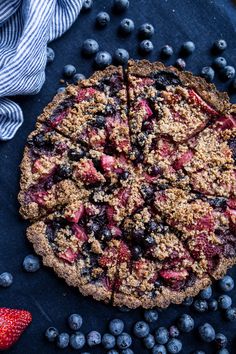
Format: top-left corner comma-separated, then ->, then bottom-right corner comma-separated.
228,199 -> 236,210
0,308 -> 32,350
59,248 -> 78,263
49,110 -> 68,128
215,115 -> 236,131
136,78 -> 155,87
159,269 -> 188,280
118,242 -> 131,262
76,88 -> 97,102
188,89 -> 219,116
98,247 -> 117,267
137,99 -> 153,119
75,159 -> 104,184
173,150 -> 194,170
72,224 -> 88,242
66,204 -> 84,223
101,154 -> 116,173
30,190 -> 48,205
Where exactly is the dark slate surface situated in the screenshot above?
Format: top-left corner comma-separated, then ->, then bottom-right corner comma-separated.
0,0 -> 236,353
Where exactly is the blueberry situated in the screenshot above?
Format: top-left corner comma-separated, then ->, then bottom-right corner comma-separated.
68,148 -> 85,161
193,299 -> 208,313
152,344 -> 167,354
57,87 -> 66,94
114,48 -> 130,65
0,272 -> 13,287
121,350 -> 134,354
133,228 -> 145,242
166,338 -> 182,353
82,0 -> 93,11
23,254 -> 40,272
119,306 -> 131,312
198,323 -> 216,342
87,331 -> 101,346
181,41 -> 196,55
214,333 -> 228,349
139,40 -> 154,54
70,332 -> 86,349
63,64 -> 76,78
213,39 -> 227,52
102,333 -> 116,349
94,51 -> 112,69
109,318 -> 124,336
144,309 -> 159,323
147,220 -> 159,232
54,165 -> 72,182
169,326 -> 180,338
216,350 -> 229,354
220,65 -> 235,81
73,73 -> 86,83
117,332 -> 132,349
213,57 -> 227,70
45,327 -> 59,342
192,351 -> 206,354
82,39 -> 99,56
68,313 -> 83,330
120,170 -> 130,180
219,275 -> 234,292
182,296 -> 193,306
119,18 -> 135,34
143,333 -> 155,349
155,327 -> 169,344
132,245 -> 142,260
177,314 -> 194,333
208,298 -> 218,311
133,321 -> 150,338
101,227 -> 112,241
56,332 -> 70,349
46,47 -> 55,64
161,45 -> 174,58
108,351 -> 119,354
113,0 -> 129,12
175,58 -> 186,70
96,12 -> 110,27
139,23 -> 155,38
199,286 -> 212,300
218,295 -> 232,310
201,66 -> 215,82
225,307 -> 236,321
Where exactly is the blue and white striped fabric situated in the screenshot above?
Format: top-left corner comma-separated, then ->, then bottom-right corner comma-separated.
0,0 -> 83,140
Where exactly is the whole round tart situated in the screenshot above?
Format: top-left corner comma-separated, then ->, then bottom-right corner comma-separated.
19,60 -> 236,308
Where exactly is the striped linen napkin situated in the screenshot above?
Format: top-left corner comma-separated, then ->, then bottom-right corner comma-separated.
0,0 -> 83,141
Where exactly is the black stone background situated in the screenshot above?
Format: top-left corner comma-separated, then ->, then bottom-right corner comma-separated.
0,0 -> 236,353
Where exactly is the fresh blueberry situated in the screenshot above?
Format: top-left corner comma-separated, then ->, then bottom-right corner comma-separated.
198,323 -> 216,342
45,327 -> 59,342
219,275 -> 234,292
182,297 -> 193,306
161,45 -> 174,58
181,41 -> 196,55
109,318 -> 124,336
121,349 -> 134,354
169,326 -> 180,338
81,352 -> 91,354
166,338 -> 182,353
143,334 -> 155,349
70,332 -> 86,349
144,309 -> 159,323
0,272 -> 13,287
177,314 -> 194,333
119,18 -> 135,34
213,39 -> 227,52
119,306 -> 131,312
63,64 -> 76,78
220,65 -> 235,81
117,332 -> 132,349
193,299 -> 208,313
133,321 -> 150,338
96,12 -> 110,27
139,23 -> 155,38
82,39 -> 99,56
208,298 -> 218,311
114,48 -> 130,65
214,333 -> 228,349
73,73 -> 86,83
113,0 -> 129,12
225,307 -> 236,321
139,40 -> 154,54
82,0 -> 93,11
94,51 -> 112,68
102,333 -> 116,349
152,344 -> 167,354
199,286 -> 212,300
46,47 -> 55,64
201,66 -> 215,82
216,349 -> 229,354
192,351 -> 206,354
218,295 -> 232,310
56,332 -> 70,349
155,327 -> 169,344
87,331 -> 101,347
57,87 -> 66,94
23,254 -> 40,272
107,351 -> 119,354
175,58 -> 186,70
68,313 -> 83,330
213,57 -> 227,70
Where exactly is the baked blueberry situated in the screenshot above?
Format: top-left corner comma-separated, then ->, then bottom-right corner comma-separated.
218,295 -> 232,310
169,326 -> 180,338
213,57 -> 227,70
218,275 -> 234,292
87,331 -> 101,346
46,47 -> 55,64
117,332 -> 132,349
177,314 -> 194,333
133,228 -> 145,242
182,296 -> 193,306
166,338 -> 182,353
198,323 -> 215,342
63,64 -> 76,78
73,73 -> 86,83
57,87 -> 66,94
94,51 -> 112,68
70,332 -> 86,349
96,12 -> 110,27
139,23 -> 155,38
144,309 -> 159,323
181,41 -> 196,55
213,39 -> 227,52
161,45 -> 174,58
113,0 -> 129,12
143,235 -> 155,248
199,286 -> 212,300
114,48 -> 130,65
45,327 -> 59,342
101,227 -> 112,241
68,148 -> 85,161
95,115 -> 106,127
133,321 -> 150,338
220,65 -> 235,81
208,298 -> 218,311
152,344 -> 167,354
0,272 -> 13,287
54,165 -> 72,182
155,327 -> 169,344
201,66 -> 215,82
193,299 -> 208,313
147,220 -> 158,233
82,0 -> 93,11
214,333 -> 228,349
68,313 -> 83,330
102,333 -> 116,349
139,40 -> 154,54
109,318 -> 124,336
82,39 -> 99,56
175,58 -> 186,70
23,254 -> 40,272
119,18 -> 135,34
120,170 -> 130,180
143,334 -> 155,349
132,245 -> 142,260
56,332 -> 70,349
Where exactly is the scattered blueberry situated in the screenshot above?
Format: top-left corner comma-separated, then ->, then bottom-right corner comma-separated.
199,286 -> 212,300
119,306 -> 131,312
143,334 -> 155,349
119,18 -> 135,34
166,338 -> 182,353
70,332 -> 86,349
177,314 -> 194,333
102,333 -> 116,349
193,299 -> 208,313
219,275 -> 234,292
57,87 -> 66,94
107,351 -> 119,354
82,39 -> 99,56
181,41 -> 196,55
198,323 -> 216,342
109,319 -> 124,336
117,332 -> 132,349
169,325 -> 180,338
225,307 -> 236,321
113,0 -> 129,12
45,327 -> 59,342
139,23 -> 155,38
63,64 -> 76,78
201,66 -> 215,82
0,272 -> 13,287
87,331 -> 101,347
121,349 -> 134,354
192,351 -> 206,354
46,47 -> 55,64
68,313 -> 83,330
82,0 -> 93,11
23,254 -> 40,272
182,297 -> 194,306
133,321 -> 150,338
152,344 -> 167,354
208,298 -> 218,312
175,58 -> 186,70
56,332 -> 70,349
114,48 -> 130,65
214,333 -> 228,349
73,73 -> 86,83
161,45 -> 174,58
96,12 -> 110,27
94,51 -> 112,68
220,65 -> 235,81
155,326 -> 169,344
213,57 -> 227,70
216,349 -> 230,354
213,39 -> 227,52
139,40 -> 154,54
144,309 -> 159,323
218,295 -> 232,310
